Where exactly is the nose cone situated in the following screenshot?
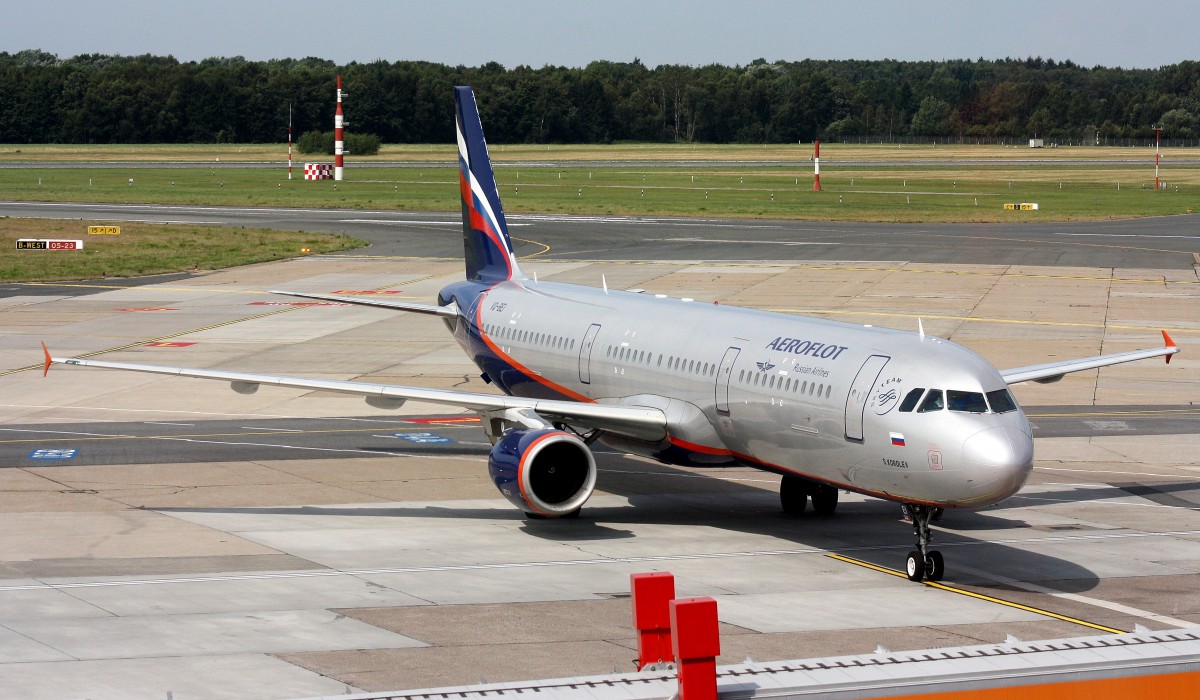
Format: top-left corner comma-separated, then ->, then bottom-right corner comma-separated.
962,426 -> 1033,504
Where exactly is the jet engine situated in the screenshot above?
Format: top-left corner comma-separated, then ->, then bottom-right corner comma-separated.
488,429 -> 597,517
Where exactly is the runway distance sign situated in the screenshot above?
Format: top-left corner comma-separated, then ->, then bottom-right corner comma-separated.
16,239 -> 84,250
88,225 -> 121,235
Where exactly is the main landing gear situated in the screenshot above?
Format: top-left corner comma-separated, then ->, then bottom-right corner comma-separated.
780,475 -> 839,517
904,504 -> 944,582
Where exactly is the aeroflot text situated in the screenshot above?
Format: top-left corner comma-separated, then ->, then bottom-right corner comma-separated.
765,337 -> 850,360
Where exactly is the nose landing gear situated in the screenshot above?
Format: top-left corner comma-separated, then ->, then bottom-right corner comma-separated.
904,504 -> 944,582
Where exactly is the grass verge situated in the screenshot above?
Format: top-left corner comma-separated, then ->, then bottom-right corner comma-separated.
0,218 -> 364,282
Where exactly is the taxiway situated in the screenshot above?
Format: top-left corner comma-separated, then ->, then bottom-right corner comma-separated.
0,207 -> 1197,699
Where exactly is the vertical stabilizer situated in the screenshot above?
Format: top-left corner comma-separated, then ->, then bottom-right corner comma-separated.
455,86 -> 523,282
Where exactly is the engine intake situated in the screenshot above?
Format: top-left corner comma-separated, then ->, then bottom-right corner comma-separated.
488,429 -> 597,516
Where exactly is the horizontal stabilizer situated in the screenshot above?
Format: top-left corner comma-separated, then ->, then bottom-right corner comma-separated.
269,290 -> 458,318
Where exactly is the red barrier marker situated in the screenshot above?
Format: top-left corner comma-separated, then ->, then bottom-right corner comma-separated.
630,572 -> 676,670
670,597 -> 720,700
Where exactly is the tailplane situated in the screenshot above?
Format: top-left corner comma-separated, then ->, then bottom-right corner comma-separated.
455,86 -> 523,282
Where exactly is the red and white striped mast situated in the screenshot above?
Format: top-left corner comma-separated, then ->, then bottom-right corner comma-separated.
812,139 -> 822,191
334,75 -> 345,181
1154,126 -> 1162,190
287,102 -> 293,180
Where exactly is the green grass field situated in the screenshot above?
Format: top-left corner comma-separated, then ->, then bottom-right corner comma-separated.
0,218 -> 363,282
1,142 -> 1197,282
0,141 -> 1186,163
1,161 -> 1196,223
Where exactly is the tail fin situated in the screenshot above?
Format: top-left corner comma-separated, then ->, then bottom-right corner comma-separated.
454,86 -> 523,282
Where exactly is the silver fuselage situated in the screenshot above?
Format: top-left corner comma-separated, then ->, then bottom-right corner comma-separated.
446,278 -> 1034,508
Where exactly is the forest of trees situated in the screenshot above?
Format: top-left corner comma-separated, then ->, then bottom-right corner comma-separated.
1,50 -> 1198,146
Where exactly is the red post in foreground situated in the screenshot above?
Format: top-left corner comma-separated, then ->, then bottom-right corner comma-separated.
812,139 -> 822,191
631,572 -> 676,669
670,597 -> 720,700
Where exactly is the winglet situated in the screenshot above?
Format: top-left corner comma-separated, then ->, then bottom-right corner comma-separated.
1163,330 -> 1178,364
41,341 -> 52,377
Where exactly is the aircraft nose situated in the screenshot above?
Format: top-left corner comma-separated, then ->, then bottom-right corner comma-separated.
962,426 -> 1033,503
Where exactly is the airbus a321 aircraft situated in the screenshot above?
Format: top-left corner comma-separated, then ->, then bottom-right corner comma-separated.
44,87 -> 1179,583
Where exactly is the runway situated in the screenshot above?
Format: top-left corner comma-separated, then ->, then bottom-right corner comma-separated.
2,200 -> 1199,269
0,205 -> 1199,699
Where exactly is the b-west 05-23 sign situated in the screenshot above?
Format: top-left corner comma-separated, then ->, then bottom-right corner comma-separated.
15,239 -> 84,250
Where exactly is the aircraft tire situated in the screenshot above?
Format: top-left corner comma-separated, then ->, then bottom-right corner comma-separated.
924,551 -> 945,581
810,484 -> 838,516
780,475 -> 808,516
905,550 -> 925,582
524,511 -> 549,520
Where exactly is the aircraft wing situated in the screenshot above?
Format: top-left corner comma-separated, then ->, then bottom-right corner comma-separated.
269,290 -> 459,318
1000,331 -> 1178,384
41,346 -> 666,442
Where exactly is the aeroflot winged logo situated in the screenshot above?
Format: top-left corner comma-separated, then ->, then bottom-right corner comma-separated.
755,361 -> 776,372
766,336 -> 850,360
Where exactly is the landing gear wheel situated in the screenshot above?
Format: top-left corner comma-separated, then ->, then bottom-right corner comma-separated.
524,511 -> 548,520
780,475 -> 808,516
906,550 -> 925,582
924,550 -> 945,582
810,484 -> 839,516
904,504 -> 943,583
561,508 -> 581,520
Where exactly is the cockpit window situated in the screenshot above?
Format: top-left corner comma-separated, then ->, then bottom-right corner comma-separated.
986,388 -> 1018,413
898,388 -> 925,412
917,389 -> 944,412
947,390 -> 988,413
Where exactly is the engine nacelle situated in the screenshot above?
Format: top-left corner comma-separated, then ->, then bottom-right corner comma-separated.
488,429 -> 597,517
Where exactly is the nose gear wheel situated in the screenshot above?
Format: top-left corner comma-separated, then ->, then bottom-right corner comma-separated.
905,505 -> 944,582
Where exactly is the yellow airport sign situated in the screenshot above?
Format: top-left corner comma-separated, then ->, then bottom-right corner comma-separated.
1003,203 -> 1039,211
88,225 -> 121,235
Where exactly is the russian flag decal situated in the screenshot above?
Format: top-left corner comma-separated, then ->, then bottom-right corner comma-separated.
890,432 -> 906,447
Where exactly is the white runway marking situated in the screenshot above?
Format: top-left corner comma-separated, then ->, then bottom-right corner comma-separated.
646,237 -> 836,245
1052,232 -> 1200,240
954,563 -> 1196,629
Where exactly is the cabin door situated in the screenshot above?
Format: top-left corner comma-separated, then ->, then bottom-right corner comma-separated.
715,346 -> 741,415
578,323 -> 602,384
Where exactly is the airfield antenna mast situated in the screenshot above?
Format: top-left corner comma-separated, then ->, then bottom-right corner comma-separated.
287,102 -> 293,180
812,139 -> 822,191
334,75 -> 345,181
1154,126 -> 1162,190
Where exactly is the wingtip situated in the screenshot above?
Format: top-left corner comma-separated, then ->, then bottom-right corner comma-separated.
1163,330 -> 1178,364
41,341 -> 52,377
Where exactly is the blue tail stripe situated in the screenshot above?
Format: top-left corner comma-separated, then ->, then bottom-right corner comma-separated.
454,86 -> 521,282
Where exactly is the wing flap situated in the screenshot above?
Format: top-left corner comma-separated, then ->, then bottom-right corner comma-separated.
1001,331 -> 1179,385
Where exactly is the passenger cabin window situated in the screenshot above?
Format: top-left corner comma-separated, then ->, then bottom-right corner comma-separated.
898,388 -> 925,412
947,390 -> 988,413
986,388 -> 1018,413
917,389 -> 945,412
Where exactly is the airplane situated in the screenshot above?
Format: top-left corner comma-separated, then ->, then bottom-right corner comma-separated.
42,86 -> 1180,583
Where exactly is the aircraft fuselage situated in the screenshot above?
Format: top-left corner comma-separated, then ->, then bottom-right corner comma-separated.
441,277 -> 1034,509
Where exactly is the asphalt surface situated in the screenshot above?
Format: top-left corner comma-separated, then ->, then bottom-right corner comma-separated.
2,200 -> 1199,271
3,406 -> 1198,468
2,201 -> 1199,698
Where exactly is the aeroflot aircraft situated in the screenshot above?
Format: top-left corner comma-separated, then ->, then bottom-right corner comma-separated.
44,87 -> 1179,583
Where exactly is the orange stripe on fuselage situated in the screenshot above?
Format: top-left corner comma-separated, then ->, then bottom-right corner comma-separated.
474,288 -> 594,404
668,435 -> 732,456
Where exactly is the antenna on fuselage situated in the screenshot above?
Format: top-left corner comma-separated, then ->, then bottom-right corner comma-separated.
602,275 -> 608,294
918,318 -> 925,339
